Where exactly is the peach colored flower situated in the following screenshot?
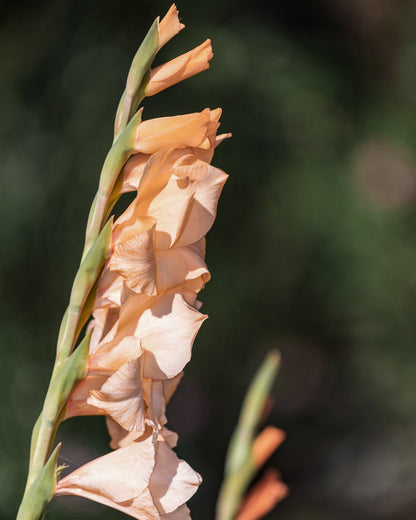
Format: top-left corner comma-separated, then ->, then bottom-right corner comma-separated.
66,292 -> 205,431
122,108 -> 228,193
147,39 -> 213,97
134,109 -> 217,154
108,146 -> 227,298
56,434 -> 201,520
44,6 -> 230,520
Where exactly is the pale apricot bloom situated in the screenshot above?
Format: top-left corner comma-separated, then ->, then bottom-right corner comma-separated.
134,109 -> 218,154
110,146 -> 228,299
91,108 -> 226,310
90,293 -> 206,379
66,292 -> 205,432
69,144 -> 226,431
147,39 -> 213,97
56,434 -> 201,520
122,108 -> 231,193
236,468 -> 288,520
63,118 -> 227,516
158,4 -> 184,50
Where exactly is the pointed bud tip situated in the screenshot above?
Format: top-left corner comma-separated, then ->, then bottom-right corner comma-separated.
159,4 -> 185,49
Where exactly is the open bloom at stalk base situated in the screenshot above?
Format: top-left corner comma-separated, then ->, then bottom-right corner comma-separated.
56,434 -> 201,520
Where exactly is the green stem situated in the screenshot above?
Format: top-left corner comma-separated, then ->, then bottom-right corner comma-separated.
56,219 -> 112,364
82,108 -> 142,259
26,416 -> 55,490
23,334 -> 90,497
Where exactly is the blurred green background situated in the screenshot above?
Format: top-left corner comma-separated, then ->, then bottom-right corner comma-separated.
3,0 -> 416,519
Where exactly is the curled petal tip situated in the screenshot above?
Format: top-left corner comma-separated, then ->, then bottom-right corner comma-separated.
210,107 -> 222,121
159,4 -> 185,49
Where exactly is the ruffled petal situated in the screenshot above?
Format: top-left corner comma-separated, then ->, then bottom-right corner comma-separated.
65,374 -> 108,419
110,221 -> 157,296
94,264 -> 124,308
144,379 -> 168,427
163,372 -> 183,403
156,240 -> 210,294
136,293 -> 207,379
106,418 -> 154,450
150,440 -> 202,515
133,148 -> 196,248
122,153 -> 149,193
56,433 -> 157,504
194,132 -> 232,164
141,178 -> 195,250
87,357 -> 146,432
159,427 -> 179,449
89,336 -> 142,373
174,161 -> 228,246
162,504 -> 191,520
56,437 -> 201,520
88,306 -> 120,355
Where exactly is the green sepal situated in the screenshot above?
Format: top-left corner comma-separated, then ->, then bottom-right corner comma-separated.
28,415 -> 42,479
44,333 -> 90,423
83,108 -> 142,257
57,219 -> 112,361
100,108 -> 142,197
75,280 -> 98,341
72,218 -> 112,308
103,165 -> 126,223
17,444 -> 60,520
114,18 -> 159,136
224,350 -> 280,476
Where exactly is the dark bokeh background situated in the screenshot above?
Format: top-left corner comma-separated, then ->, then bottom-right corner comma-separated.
3,0 -> 416,519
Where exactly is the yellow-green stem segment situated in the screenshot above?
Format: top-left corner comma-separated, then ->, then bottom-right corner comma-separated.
83,108 -> 143,259
27,333 -> 90,490
17,445 -> 61,520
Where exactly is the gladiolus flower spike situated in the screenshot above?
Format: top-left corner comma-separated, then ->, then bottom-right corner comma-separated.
17,5 -> 229,520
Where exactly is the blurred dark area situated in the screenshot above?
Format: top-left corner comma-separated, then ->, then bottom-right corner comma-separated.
2,0 -> 416,519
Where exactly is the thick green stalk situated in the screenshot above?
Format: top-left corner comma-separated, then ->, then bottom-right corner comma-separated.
17,446 -> 61,520
56,220 -> 112,363
26,334 -> 90,490
113,18 -> 159,138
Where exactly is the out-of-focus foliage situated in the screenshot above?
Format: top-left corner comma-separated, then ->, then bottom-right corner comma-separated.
3,1 -> 416,519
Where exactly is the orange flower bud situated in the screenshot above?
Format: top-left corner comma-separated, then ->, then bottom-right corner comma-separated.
147,39 -> 213,96
236,468 -> 288,520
